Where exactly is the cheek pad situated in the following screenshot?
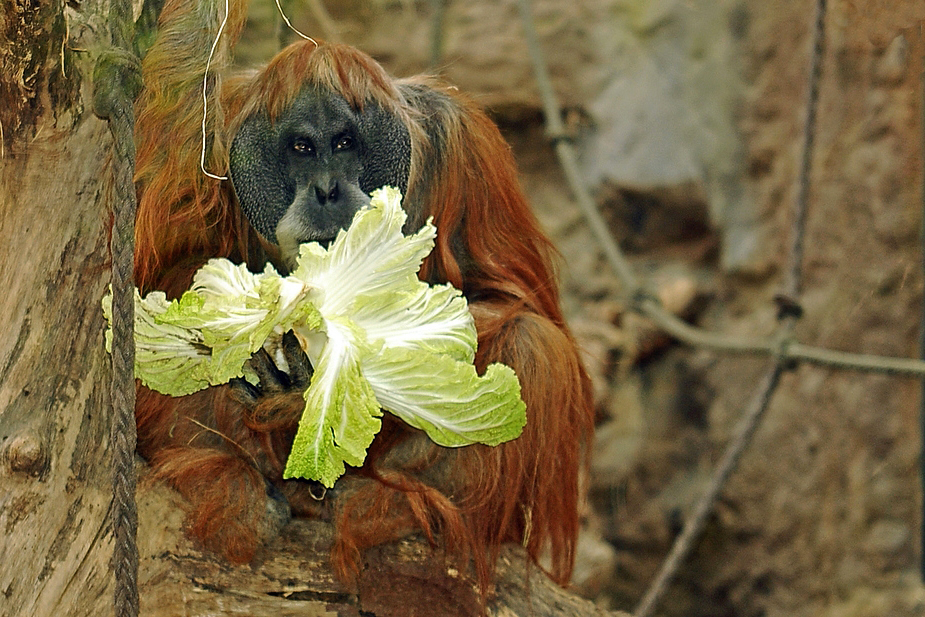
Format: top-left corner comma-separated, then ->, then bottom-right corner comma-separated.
355,103 -> 412,195
229,114 -> 292,243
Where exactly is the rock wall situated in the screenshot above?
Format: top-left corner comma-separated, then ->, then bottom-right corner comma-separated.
240,1 -> 925,615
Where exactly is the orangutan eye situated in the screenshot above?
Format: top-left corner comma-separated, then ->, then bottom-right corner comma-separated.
334,134 -> 354,151
292,138 -> 315,155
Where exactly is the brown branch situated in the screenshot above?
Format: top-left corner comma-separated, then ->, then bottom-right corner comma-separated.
138,484 -> 629,617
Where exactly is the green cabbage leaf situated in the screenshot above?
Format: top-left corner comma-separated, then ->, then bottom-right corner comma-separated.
103,187 -> 526,487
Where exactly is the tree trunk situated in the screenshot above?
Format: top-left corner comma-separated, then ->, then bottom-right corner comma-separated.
136,483 -> 626,617
0,2 -> 117,616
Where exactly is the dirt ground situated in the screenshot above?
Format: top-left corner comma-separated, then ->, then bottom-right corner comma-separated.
236,2 -> 925,615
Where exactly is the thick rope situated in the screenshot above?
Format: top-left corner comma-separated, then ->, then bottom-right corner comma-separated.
784,0 -> 827,301
513,0 -> 827,615
514,0 -> 641,294
634,1 -> 826,615
109,94 -> 140,616
632,362 -> 784,617
92,1 -> 141,612
513,0 -> 827,329
919,26 -> 925,584
429,0 -> 448,71
513,0 -> 925,377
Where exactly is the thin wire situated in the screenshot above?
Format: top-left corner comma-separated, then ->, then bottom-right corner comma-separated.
274,0 -> 319,44
199,0 -> 317,181
200,0 -> 230,180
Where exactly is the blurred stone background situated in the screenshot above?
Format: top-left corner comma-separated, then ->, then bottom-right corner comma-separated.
238,1 -> 925,615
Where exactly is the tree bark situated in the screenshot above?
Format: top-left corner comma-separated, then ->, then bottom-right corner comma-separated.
0,2 -> 116,615
136,481 -> 626,617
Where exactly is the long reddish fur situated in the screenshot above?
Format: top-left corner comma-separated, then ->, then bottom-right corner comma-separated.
134,0 -> 594,593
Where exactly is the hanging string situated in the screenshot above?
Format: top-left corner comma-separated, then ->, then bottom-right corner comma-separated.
199,0 -> 317,181
274,0 -> 319,44
199,0 -> 230,180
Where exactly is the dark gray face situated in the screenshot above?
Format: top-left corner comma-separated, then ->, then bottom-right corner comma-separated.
229,87 -> 412,265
